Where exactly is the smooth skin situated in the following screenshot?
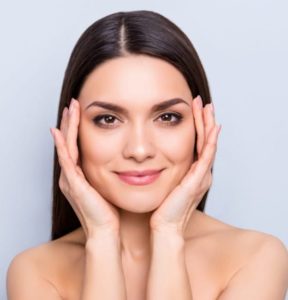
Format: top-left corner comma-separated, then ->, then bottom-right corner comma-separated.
7,55 -> 288,299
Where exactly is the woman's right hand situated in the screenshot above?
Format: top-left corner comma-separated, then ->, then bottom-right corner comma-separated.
50,98 -> 120,239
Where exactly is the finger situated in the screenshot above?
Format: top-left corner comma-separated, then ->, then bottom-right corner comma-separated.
50,127 -> 78,184
194,124 -> 221,179
203,103 -> 216,143
67,99 -> 80,165
192,95 -> 205,156
60,107 -> 69,140
189,125 -> 221,184
180,124 -> 220,198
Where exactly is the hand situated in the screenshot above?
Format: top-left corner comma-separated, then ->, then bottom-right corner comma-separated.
50,98 -> 120,239
150,95 -> 221,237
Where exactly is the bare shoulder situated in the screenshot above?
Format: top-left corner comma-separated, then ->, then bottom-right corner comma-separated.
184,210 -> 288,298
186,210 -> 287,249
8,227 -> 85,272
7,228 -> 85,300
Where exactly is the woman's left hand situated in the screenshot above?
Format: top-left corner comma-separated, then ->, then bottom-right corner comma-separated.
150,95 -> 221,237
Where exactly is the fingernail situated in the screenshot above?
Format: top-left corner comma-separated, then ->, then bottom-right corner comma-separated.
69,100 -> 74,115
63,107 -> 68,117
196,95 -> 203,108
217,124 -> 222,134
210,103 -> 214,113
50,127 -> 55,138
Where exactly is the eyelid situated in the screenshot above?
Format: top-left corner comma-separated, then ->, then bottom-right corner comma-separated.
92,111 -> 183,128
93,109 -> 181,119
93,114 -> 121,126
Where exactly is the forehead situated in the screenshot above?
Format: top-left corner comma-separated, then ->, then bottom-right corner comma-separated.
78,55 -> 192,108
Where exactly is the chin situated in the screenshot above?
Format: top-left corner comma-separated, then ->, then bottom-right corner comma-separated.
100,188 -> 167,214
118,201 -> 161,213
116,205 -> 157,214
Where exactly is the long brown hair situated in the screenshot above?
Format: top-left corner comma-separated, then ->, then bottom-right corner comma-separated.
51,10 -> 213,240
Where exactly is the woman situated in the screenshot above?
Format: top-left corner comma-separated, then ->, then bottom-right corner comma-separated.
7,10 -> 288,300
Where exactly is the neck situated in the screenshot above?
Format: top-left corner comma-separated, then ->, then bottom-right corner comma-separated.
119,209 -> 152,260
76,209 -> 201,257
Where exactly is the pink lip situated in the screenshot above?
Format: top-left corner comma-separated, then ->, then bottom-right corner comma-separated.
114,169 -> 163,185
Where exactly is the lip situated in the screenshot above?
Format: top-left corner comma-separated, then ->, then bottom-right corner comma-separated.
114,169 -> 164,185
115,169 -> 163,176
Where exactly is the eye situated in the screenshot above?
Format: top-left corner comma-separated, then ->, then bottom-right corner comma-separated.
92,112 -> 183,128
157,112 -> 183,126
92,114 -> 120,128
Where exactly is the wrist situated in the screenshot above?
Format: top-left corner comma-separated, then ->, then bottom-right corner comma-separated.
151,229 -> 185,249
86,228 -> 120,249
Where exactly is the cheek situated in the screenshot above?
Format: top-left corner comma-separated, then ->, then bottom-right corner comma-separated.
77,117 -> 113,172
79,130 -> 120,166
155,126 -> 196,164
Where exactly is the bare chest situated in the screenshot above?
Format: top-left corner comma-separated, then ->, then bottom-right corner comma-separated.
53,244 -> 232,300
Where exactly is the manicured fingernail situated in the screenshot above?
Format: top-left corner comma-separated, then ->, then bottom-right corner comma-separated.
196,95 -> 203,108
63,107 -> 68,117
217,124 -> 222,134
210,103 -> 214,113
50,127 -> 55,138
69,100 -> 74,115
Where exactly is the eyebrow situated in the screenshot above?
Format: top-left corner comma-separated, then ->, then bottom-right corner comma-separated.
85,98 -> 190,114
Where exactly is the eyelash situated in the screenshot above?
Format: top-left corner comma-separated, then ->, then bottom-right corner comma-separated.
92,112 -> 183,128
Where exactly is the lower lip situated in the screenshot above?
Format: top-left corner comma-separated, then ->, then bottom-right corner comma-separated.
116,171 -> 162,185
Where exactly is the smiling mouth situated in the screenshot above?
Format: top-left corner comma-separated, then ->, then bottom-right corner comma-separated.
115,170 -> 163,186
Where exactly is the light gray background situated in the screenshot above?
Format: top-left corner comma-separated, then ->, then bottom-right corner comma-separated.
1,1 -> 287,299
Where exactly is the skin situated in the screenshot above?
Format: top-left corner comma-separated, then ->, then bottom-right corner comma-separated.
54,54 -> 220,298
6,54 -> 288,300
74,54 -> 219,258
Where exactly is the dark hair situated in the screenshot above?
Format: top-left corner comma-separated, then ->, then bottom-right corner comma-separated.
51,10 -> 213,240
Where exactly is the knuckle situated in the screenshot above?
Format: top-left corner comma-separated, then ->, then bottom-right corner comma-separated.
206,173 -> 213,187
58,173 -> 71,194
58,177 -> 66,193
201,154 -> 210,165
207,140 -> 217,149
200,174 -> 212,191
57,155 -> 65,166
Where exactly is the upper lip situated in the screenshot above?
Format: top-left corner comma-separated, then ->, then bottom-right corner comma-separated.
115,169 -> 164,176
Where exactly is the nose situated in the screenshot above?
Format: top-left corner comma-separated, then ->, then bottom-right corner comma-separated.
122,123 -> 156,162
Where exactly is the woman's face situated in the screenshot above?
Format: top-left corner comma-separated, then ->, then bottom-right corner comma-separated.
77,54 -> 196,213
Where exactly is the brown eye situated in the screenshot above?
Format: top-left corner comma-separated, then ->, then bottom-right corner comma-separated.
157,112 -> 183,126
92,112 -> 183,129
93,114 -> 120,128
